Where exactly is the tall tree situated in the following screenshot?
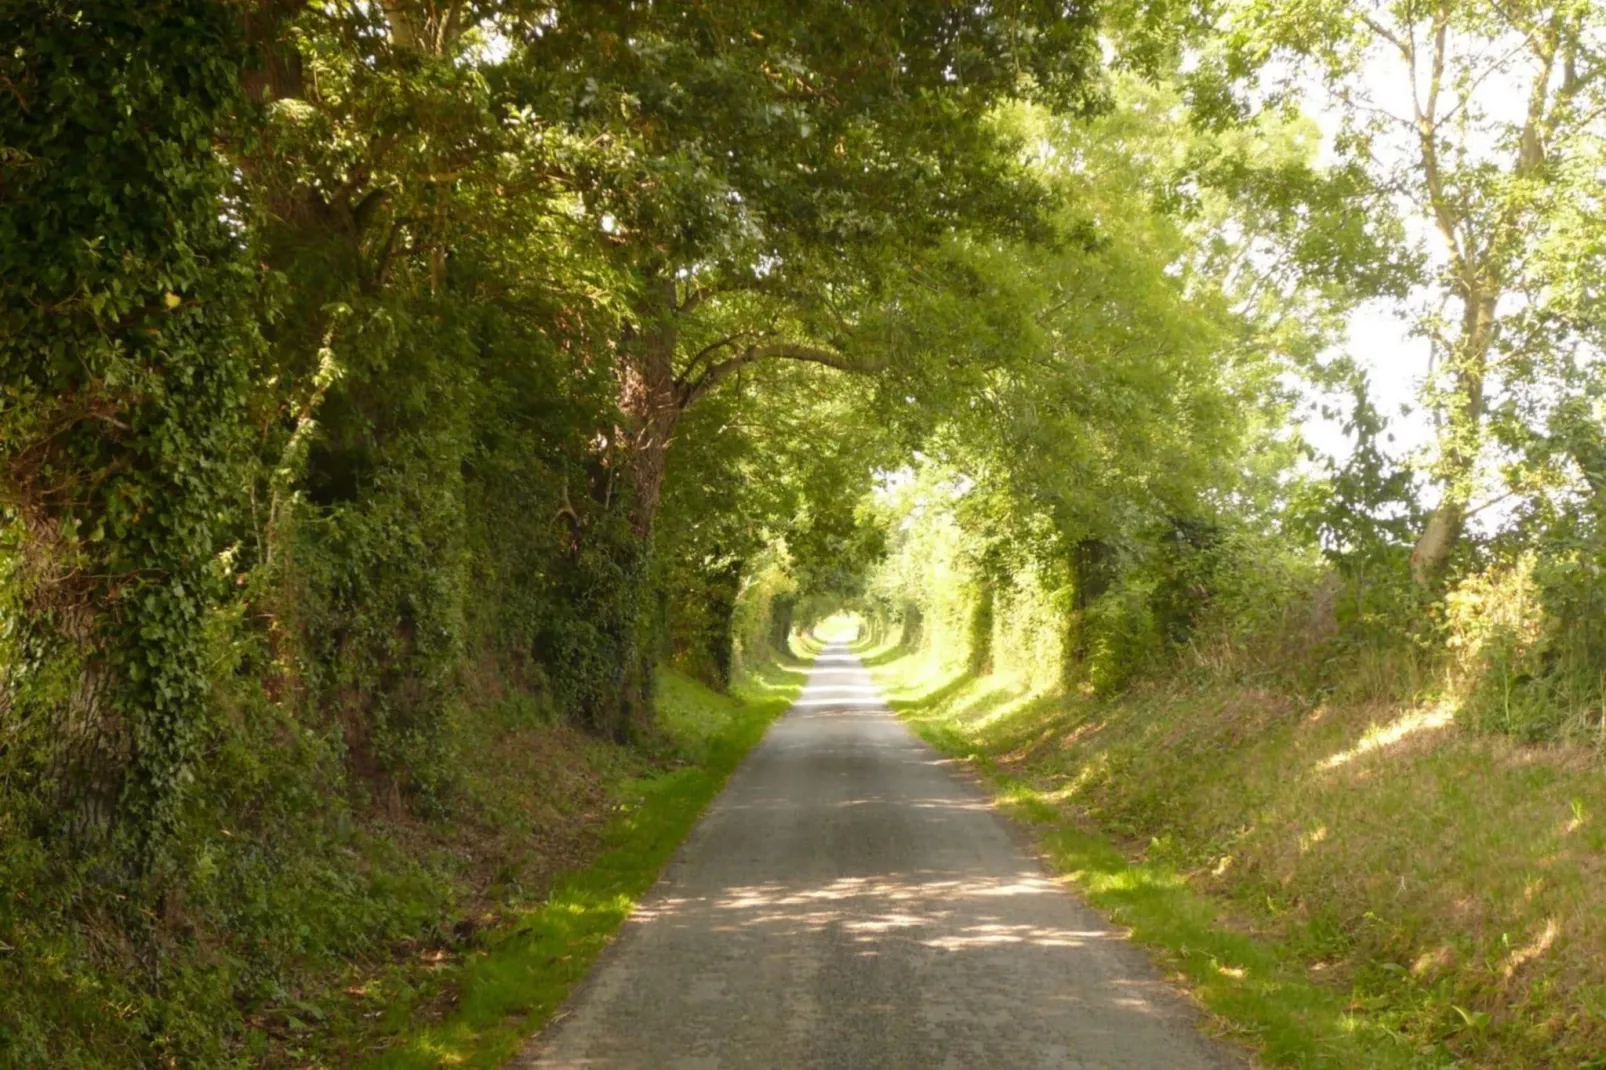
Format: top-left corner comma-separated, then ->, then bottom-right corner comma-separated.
1221,0 -> 1606,584
508,1 -> 1103,539
464,1 -> 1107,728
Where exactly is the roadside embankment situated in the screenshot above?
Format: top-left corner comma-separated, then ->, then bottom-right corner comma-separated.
1,658 -> 808,1068
363,656 -> 809,1068
867,642 -> 1606,1069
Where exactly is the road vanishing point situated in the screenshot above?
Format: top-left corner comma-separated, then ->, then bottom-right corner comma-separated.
519,644 -> 1239,1069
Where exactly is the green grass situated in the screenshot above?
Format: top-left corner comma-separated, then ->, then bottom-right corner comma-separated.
362,659 -> 808,1068
982,788 -> 1433,1067
862,640 -> 1606,1068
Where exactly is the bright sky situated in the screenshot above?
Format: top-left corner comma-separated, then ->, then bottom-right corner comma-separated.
1305,302 -> 1436,466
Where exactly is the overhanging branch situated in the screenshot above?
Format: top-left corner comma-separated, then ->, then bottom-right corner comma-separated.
679,341 -> 871,406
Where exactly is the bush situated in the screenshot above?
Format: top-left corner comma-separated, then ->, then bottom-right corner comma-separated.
1082,576 -> 1161,695
1448,551 -> 1606,743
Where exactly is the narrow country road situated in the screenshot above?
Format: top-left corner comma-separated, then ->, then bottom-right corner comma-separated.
518,644 -> 1238,1069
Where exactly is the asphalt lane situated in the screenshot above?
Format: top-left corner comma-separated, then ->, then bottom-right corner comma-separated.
518,644 -> 1238,1069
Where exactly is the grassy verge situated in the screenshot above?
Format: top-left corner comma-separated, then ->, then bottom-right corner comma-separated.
0,657 -> 810,1069
359,657 -> 808,1068
864,641 -> 1606,1069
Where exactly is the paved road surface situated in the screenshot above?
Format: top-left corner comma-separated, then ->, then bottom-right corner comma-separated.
518,644 -> 1238,1069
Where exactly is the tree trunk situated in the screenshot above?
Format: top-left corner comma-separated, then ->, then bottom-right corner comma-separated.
1,4 -> 256,856
602,275 -> 686,735
1410,502 -> 1465,587
1065,537 -> 1114,676
618,275 -> 683,540
1411,286 -> 1496,586
967,577 -> 995,676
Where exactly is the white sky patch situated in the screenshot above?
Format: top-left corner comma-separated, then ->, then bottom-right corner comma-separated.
1298,297 -> 1434,466
461,23 -> 514,67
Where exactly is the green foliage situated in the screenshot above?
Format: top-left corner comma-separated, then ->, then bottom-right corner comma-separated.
966,578 -> 996,676
1217,0 -> 1606,582
1447,547 -> 1606,744
875,615 -> 1606,1067
1082,575 -> 1162,695
883,667 -> 1432,1066
0,3 -> 1116,1061
1295,366 -> 1423,571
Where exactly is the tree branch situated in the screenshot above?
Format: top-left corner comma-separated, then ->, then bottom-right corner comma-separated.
1358,11 -> 1410,57
680,341 -> 871,406
678,329 -> 767,382
1412,5 -> 1468,271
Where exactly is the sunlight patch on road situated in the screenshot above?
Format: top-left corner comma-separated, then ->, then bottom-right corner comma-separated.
793,683 -> 885,708
615,872 -> 1122,955
922,922 -> 1108,950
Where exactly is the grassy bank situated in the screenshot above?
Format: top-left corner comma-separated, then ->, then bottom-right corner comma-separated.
865,641 -> 1606,1069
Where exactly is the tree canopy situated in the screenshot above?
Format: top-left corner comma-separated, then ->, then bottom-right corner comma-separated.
2,0 -> 1605,1063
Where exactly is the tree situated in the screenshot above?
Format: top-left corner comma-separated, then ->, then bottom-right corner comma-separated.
506,1 -> 1103,539
1221,0 -> 1606,584
897,82 -> 1341,563
435,0 -> 1107,727
0,1 -> 258,851
654,356 -> 895,685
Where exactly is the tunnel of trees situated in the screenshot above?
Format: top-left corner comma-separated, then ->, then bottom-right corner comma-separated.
3,0 -> 1605,1064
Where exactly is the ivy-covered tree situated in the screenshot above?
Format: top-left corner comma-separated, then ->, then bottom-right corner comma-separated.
0,1 -> 259,853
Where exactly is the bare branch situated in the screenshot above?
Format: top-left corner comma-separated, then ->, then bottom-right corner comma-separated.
1358,11 -> 1411,57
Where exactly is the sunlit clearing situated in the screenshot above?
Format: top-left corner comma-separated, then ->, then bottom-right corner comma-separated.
812,612 -> 864,643
1317,704 -> 1455,770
